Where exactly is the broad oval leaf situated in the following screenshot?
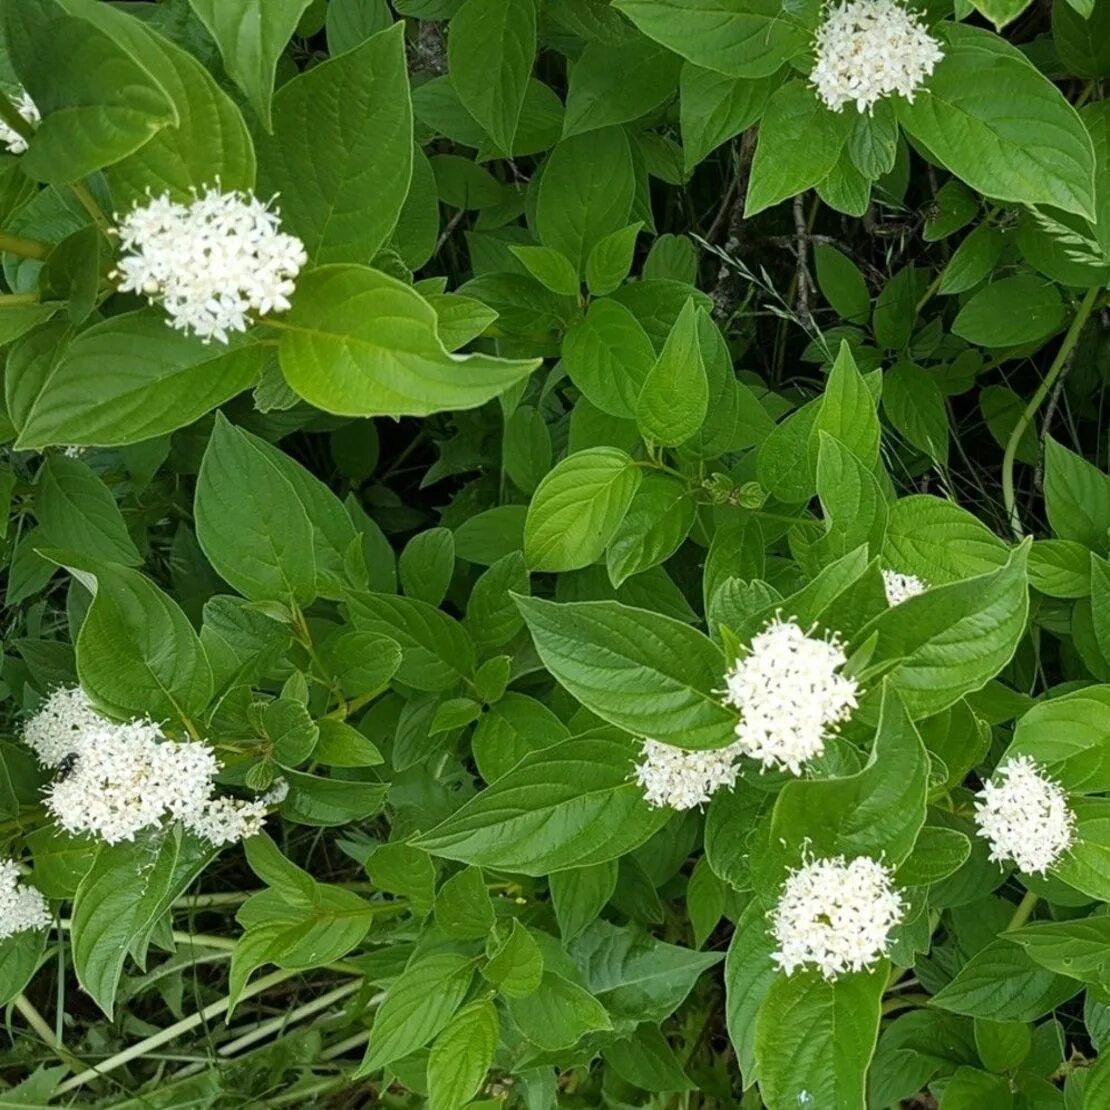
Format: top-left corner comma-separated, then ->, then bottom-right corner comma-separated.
277,264 -> 541,416
524,447 -> 641,572
256,24 -> 412,265
515,594 -> 737,749
413,734 -> 670,874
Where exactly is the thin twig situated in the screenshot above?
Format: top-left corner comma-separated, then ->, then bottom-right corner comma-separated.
792,192 -> 812,329
709,130 -> 756,323
435,207 -> 467,255
1033,344 -> 1080,493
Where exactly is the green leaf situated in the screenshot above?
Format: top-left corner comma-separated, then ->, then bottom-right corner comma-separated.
931,940 -> 1081,1021
896,26 -> 1096,219
883,360 -> 949,466
15,312 -> 267,450
585,223 -> 642,297
745,81 -> 851,217
399,527 -> 455,607
858,541 -> 1030,717
516,594 -> 737,749
346,591 -> 475,691
278,265 -> 540,417
536,128 -> 636,273
570,919 -> 722,1023
186,0 -> 313,129
636,299 -> 708,447
952,276 -> 1066,349
509,244 -> 581,297
725,899 -> 779,1083
812,341 -> 880,467
326,0 -> 393,54
279,769 -> 388,826
471,691 -> 569,784
428,1000 -> 499,1110
1052,797 -> 1110,902
883,495 -> 1009,584
563,298 -> 657,419
1053,0 -> 1110,79
8,0 -> 176,185
95,0 -> 256,204
814,243 -> 870,325
679,64 -> 773,171
358,950 -> 474,1074
813,433 -> 887,564
413,735 -> 669,874
1006,686 -> 1110,793
604,1024 -> 695,1092
256,24 -> 412,264
764,684 -> 928,882
754,967 -> 885,1110
36,455 -> 140,567
434,866 -> 494,940
1006,917 -> 1110,984
195,414 -> 317,607
448,0 -> 536,152
1043,436 -> 1110,551
0,930 -> 47,1008
550,860 -> 618,942
506,971 -> 611,1050
503,405 -> 553,495
563,36 -> 681,138
71,831 -> 213,1017
482,919 -> 544,997
606,474 -> 694,588
613,0 -> 808,78
523,447 -> 641,572
63,560 -> 213,724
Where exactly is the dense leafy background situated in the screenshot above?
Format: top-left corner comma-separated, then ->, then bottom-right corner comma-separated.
1,0 -> 1110,1106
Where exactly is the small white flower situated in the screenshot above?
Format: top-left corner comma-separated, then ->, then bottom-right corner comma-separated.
0,89 -> 39,154
0,859 -> 50,940
22,686 -> 109,768
974,756 -> 1074,875
634,738 -> 745,810
183,795 -> 267,846
721,616 -> 859,776
771,854 -> 904,980
810,0 -> 943,114
882,569 -> 928,606
112,185 -> 307,344
44,720 -> 217,845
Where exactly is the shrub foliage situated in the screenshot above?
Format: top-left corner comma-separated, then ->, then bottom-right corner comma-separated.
1,0 -> 1110,1106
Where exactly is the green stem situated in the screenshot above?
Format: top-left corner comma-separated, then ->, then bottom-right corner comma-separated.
1007,890 -> 1039,931
51,967 -> 314,1096
0,290 -> 41,306
13,994 -> 86,1073
69,181 -> 111,234
0,231 -> 49,260
1001,285 -> 1101,541
880,993 -> 930,1015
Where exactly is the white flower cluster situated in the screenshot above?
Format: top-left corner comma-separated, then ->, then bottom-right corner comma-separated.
22,685 -> 106,768
882,568 -> 928,606
112,186 -> 307,344
24,686 -> 278,847
974,756 -> 1074,875
0,89 -> 39,154
0,859 -> 50,941
634,738 -> 746,810
771,855 -> 904,980
722,617 -> 859,775
810,0 -> 943,114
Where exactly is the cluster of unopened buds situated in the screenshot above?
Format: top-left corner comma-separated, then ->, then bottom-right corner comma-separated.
23,686 -> 285,847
